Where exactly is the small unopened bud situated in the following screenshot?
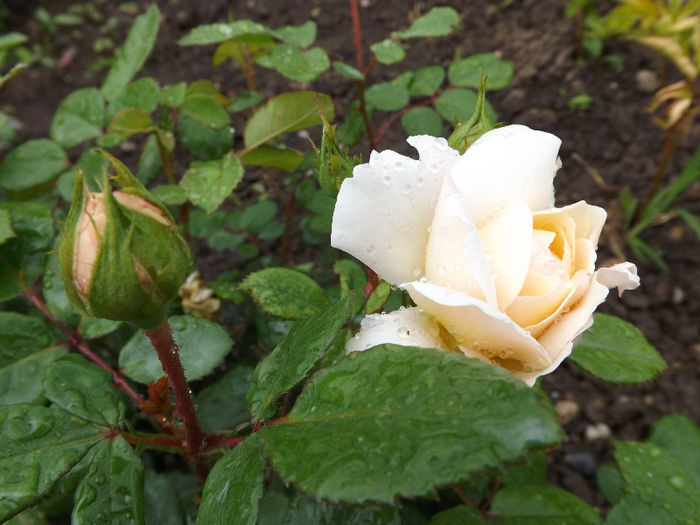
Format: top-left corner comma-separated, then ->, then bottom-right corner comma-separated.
58,152 -> 192,329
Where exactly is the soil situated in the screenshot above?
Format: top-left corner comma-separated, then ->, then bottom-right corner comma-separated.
2,0 -> 699,515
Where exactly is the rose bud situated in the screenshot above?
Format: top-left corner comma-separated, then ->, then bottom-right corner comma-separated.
58,153 -> 192,329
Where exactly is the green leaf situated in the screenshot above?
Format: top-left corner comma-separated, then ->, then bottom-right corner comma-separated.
269,44 -> 330,82
401,106 -> 443,136
180,95 -> 231,129
606,494 -> 676,525
107,77 -> 160,119
44,354 -> 122,427
393,7 -> 459,39
108,108 -> 154,136
240,145 -> 304,172
365,81 -> 410,111
0,310 -> 63,405
0,32 -> 27,50
96,133 -> 126,149
79,318 -> 122,340
370,39 -> 405,64
366,280 -> 391,314
246,298 -> 352,420
675,208 -> 700,240
196,365 -> 253,433
431,506 -> 488,524
332,62 -> 364,81
101,5 -> 160,100
271,493 -> 401,524
72,436 -> 144,524
177,20 -> 268,46
570,313 -> 666,383
434,88 -> 497,123
408,66 -> 445,96
491,484 -> 601,524
49,88 -> 105,148
143,471 -> 184,525
229,91 -> 264,113
228,200 -> 278,233
0,209 -> 15,245
261,345 -> 561,503
240,267 -> 329,319
596,464 -> 625,504
180,152 -> 244,213
0,139 -> 67,191
500,451 -> 548,487
334,259 -> 366,316
448,53 -> 514,90
649,414 -> 700,486
243,91 -> 334,151
197,434 -> 264,525
151,184 -> 186,206
136,134 -> 162,184
0,202 -> 54,301
160,82 -> 187,108
611,441 -> 700,524
119,315 -> 232,384
0,405 -> 103,522
176,114 -> 234,161
271,20 -> 317,47
0,345 -> 67,406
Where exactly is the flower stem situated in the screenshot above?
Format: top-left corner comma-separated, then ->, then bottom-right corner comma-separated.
144,320 -> 206,475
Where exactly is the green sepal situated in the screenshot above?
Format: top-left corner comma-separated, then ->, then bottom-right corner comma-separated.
316,113 -> 360,196
447,72 -> 497,154
56,170 -> 91,317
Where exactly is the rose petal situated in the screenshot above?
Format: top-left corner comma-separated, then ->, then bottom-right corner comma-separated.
507,270 -> 590,338
450,125 -> 562,224
346,306 -> 448,354
478,198 -> 533,310
403,280 -> 551,371
537,262 -> 640,364
331,136 -> 459,285
424,175 -> 497,306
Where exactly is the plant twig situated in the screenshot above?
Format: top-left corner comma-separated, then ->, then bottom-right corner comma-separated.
22,283 -> 144,405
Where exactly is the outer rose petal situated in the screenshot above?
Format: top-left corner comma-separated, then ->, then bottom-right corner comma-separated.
402,280 -> 551,371
346,306 -> 448,354
450,125 -> 562,225
331,136 -> 459,285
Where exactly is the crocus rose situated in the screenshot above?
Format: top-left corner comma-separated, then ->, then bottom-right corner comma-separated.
331,125 -> 639,385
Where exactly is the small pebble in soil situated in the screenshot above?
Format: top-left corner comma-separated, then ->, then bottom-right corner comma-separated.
564,451 -> 597,478
643,395 -> 654,406
555,399 -> 580,425
635,69 -> 660,93
672,286 -> 685,304
585,422 -> 611,441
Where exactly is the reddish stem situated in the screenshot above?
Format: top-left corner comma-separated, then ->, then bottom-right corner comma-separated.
122,432 -> 184,450
349,0 -> 365,73
144,322 -> 204,460
374,91 -> 442,147
203,434 -> 246,452
22,285 -> 144,405
363,268 -> 379,299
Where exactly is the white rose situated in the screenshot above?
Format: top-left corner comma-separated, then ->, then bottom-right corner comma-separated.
330,125 -> 640,386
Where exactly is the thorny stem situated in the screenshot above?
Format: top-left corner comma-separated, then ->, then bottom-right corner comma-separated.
22,282 -> 144,405
144,321 -> 207,477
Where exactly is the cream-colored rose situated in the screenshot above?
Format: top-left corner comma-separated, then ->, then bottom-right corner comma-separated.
330,125 -> 639,386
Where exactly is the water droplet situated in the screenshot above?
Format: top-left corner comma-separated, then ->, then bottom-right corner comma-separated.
438,265 -> 446,275
367,245 -> 376,255
395,161 -> 404,171
383,174 -> 392,185
669,475 -> 685,490
411,266 -> 421,278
